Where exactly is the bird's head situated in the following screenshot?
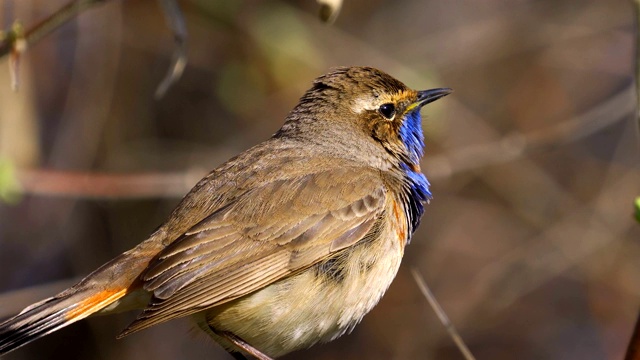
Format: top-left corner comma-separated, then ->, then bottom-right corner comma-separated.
279,66 -> 452,169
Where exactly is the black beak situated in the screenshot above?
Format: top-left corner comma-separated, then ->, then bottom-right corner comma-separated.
416,88 -> 453,107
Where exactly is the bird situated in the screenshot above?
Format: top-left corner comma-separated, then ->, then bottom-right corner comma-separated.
0,66 -> 451,359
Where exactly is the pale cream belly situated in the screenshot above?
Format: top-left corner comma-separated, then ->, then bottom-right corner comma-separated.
196,230 -> 405,358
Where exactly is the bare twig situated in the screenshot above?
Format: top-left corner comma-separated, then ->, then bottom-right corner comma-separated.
15,168 -> 204,199
636,0 -> 640,134
627,312 -> 640,360
427,84 -> 634,179
411,268 -> 476,360
624,1 -> 640,359
6,22 -> 25,90
0,0 -> 108,90
154,0 -> 188,98
3,83 -> 630,200
0,0 -> 188,95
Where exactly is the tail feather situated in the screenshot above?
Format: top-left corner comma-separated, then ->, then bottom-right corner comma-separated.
0,288 -> 128,354
0,244 -> 160,356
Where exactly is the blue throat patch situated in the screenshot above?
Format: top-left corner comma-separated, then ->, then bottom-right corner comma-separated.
399,110 -> 425,165
399,110 -> 432,234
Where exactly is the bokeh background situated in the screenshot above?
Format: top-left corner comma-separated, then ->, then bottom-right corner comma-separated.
0,0 -> 639,359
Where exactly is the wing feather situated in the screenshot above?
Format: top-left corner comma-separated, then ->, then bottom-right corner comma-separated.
119,167 -> 388,336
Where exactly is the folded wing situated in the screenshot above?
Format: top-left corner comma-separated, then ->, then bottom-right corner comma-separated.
119,167 -> 388,336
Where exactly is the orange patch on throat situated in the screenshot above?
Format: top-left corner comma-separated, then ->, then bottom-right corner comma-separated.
391,200 -> 407,245
66,288 -> 128,320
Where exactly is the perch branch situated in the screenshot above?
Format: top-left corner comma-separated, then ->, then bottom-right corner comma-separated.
411,268 -> 476,360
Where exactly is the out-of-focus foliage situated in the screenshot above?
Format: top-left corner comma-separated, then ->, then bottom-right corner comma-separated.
0,1 -> 638,360
0,158 -> 21,204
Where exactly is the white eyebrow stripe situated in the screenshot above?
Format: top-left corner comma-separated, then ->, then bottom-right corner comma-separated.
350,96 -> 378,114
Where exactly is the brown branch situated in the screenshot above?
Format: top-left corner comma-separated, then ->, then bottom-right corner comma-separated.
154,0 -> 188,99
411,268 -> 476,360
0,0 -> 108,90
0,0 -> 107,59
426,84 -> 634,180
627,312 -> 640,360
16,168 -> 205,199
0,0 -> 188,96
624,1 -> 640,359
636,0 -> 640,134
5,84 -> 631,200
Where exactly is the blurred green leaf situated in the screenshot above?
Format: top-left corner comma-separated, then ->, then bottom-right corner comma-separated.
216,61 -> 267,117
0,158 -> 22,204
250,3 -> 324,86
192,0 -> 244,25
635,197 -> 640,223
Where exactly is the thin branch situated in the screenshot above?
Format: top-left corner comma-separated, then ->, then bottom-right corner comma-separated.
627,313 -> 640,360
636,0 -> 640,134
411,268 -> 476,360
3,83 -> 631,200
0,0 -> 108,90
427,84 -> 633,179
154,0 -> 188,98
0,0 -> 188,96
624,1 -> 640,359
15,168 -> 204,199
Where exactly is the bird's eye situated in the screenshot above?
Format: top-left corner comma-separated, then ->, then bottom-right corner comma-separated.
378,103 -> 396,120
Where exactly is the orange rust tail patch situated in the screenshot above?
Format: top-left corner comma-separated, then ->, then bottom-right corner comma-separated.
66,289 -> 128,321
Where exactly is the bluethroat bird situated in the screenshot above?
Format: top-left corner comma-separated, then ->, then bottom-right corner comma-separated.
0,66 -> 451,359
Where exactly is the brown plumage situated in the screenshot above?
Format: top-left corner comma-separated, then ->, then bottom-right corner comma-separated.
0,66 -> 451,359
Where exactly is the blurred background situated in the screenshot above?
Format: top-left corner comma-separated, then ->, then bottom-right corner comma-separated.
0,0 -> 639,359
